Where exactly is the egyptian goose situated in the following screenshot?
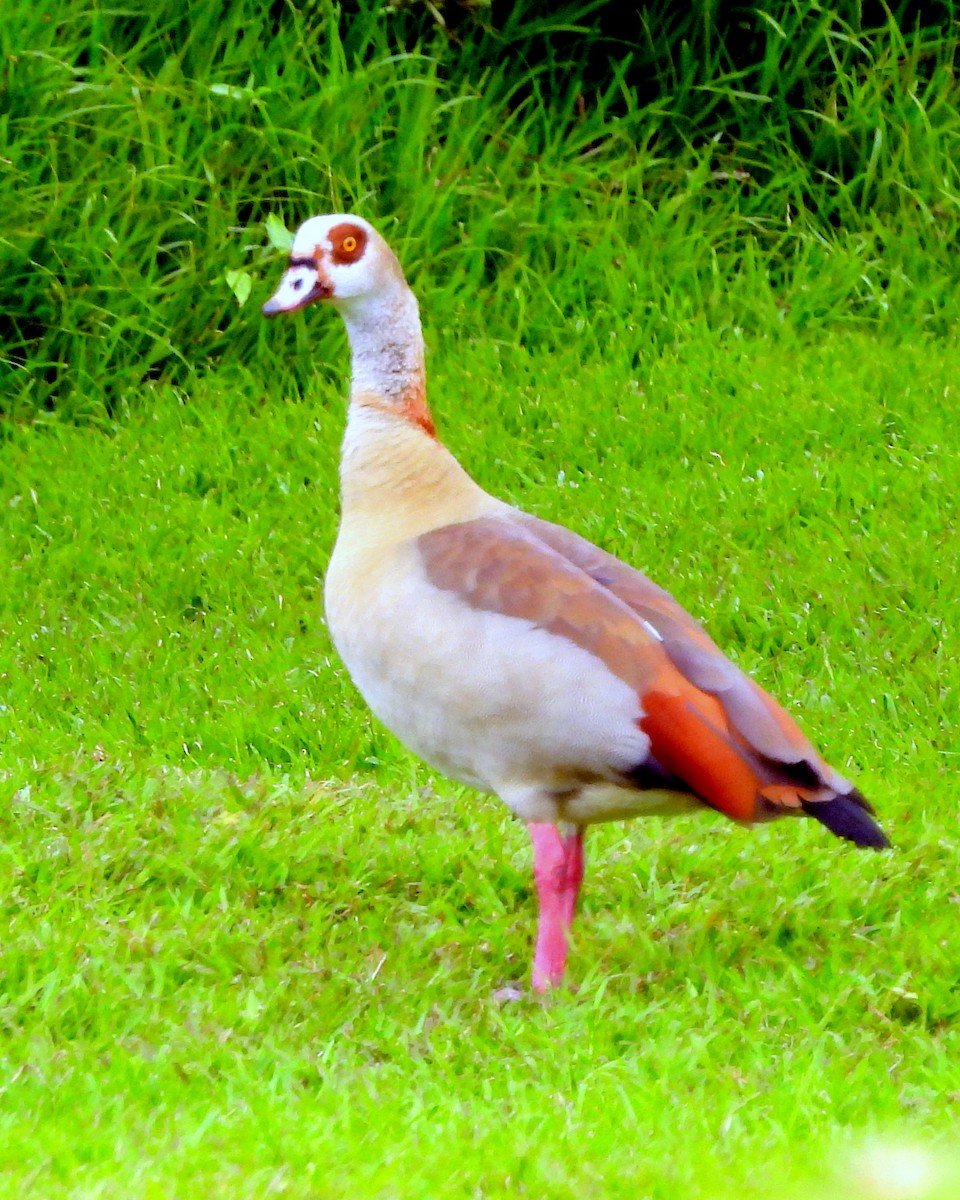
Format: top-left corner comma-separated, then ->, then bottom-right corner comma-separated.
262,213 -> 890,993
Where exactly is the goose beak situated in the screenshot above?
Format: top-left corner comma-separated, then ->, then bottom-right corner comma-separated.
262,261 -> 333,316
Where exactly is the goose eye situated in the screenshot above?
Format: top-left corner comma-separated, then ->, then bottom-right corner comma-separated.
329,222 -> 367,264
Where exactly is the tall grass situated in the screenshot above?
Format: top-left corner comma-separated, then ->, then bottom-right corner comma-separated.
2,1 -> 959,418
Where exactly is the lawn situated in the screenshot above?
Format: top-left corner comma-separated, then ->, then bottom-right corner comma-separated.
1,327 -> 958,1198
1,2 -> 959,1197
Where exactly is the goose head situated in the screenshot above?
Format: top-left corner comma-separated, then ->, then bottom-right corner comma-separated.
261,214 -> 406,318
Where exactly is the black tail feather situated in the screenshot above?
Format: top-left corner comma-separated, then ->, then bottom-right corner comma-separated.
802,789 -> 891,849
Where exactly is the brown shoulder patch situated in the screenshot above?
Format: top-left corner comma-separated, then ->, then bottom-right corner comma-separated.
418,518 -> 670,698
328,222 -> 368,265
513,512 -> 842,784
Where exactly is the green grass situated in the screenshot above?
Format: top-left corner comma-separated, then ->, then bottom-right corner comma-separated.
4,1 -> 960,415
2,1 -> 960,1195
1,327 -> 958,1198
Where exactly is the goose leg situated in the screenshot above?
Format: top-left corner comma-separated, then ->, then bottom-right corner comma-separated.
560,827 -> 585,928
529,822 -> 585,992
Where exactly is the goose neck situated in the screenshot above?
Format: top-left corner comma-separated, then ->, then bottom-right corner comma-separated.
340,286 -> 433,435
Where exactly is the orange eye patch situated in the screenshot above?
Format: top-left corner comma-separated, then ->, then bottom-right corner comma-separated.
329,222 -> 367,265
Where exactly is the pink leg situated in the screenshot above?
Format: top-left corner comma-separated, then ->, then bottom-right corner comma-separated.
560,828 -> 585,928
529,823 -> 586,993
